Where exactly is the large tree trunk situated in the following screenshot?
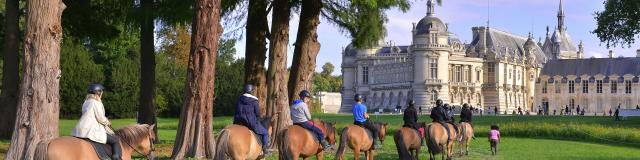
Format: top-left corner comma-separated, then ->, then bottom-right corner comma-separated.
266,0 -> 292,149
288,0 -> 322,102
244,0 -> 269,116
138,0 -> 158,141
170,0 -> 221,158
4,0 -> 65,159
0,0 -> 21,139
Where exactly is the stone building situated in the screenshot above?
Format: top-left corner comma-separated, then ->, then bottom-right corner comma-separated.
340,0 -> 553,114
534,52 -> 640,115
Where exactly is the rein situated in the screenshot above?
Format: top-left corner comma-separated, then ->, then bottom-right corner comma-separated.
109,126 -> 154,158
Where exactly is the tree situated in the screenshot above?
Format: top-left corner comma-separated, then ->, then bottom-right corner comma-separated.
288,0 -> 410,101
0,0 -> 20,139
244,0 -> 269,116
5,0 -> 65,159
266,0 -> 292,149
288,0 -> 322,102
137,0 -> 158,135
320,62 -> 334,77
593,0 -> 640,48
59,38 -> 105,118
171,0 -> 222,158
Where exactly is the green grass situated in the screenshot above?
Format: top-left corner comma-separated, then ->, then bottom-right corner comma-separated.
2,114 -> 640,159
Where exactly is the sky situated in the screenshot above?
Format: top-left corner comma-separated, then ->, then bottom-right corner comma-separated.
230,0 -> 640,76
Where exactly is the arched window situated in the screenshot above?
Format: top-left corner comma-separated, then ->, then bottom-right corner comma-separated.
570,99 -> 575,109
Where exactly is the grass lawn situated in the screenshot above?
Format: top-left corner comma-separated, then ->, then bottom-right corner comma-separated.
2,114 -> 640,159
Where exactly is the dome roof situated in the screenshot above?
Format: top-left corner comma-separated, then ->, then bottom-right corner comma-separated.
524,37 -> 536,48
415,16 -> 446,35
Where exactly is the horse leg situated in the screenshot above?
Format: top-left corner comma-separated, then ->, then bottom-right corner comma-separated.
353,147 -> 360,160
316,151 -> 324,160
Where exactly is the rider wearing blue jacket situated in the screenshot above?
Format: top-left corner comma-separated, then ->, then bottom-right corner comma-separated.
352,94 -> 382,149
233,84 -> 270,155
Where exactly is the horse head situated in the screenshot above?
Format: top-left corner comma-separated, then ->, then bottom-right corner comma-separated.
324,121 -> 337,146
261,111 -> 280,136
375,122 -> 389,143
115,124 -> 156,160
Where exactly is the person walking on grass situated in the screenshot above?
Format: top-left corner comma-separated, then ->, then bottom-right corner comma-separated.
614,106 -> 621,121
489,124 -> 501,155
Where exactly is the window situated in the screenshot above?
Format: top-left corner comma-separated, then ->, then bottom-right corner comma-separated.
508,69 -> 512,79
596,80 -> 603,93
611,81 -> 617,93
542,81 -> 548,93
582,80 -> 589,93
570,99 -> 575,108
625,80 -> 632,94
429,58 -> 438,79
456,66 -> 462,82
362,66 -> 369,84
517,70 -> 520,80
476,71 -> 480,82
488,63 -> 495,82
555,82 -> 561,93
568,80 -> 575,93
431,33 -> 437,43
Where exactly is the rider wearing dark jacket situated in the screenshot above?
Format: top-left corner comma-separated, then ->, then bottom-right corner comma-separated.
430,99 -> 453,137
233,84 -> 270,155
460,103 -> 473,123
403,100 -> 419,130
443,103 -> 459,134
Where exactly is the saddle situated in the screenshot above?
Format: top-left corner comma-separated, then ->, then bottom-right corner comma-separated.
294,123 -> 320,143
354,125 -> 375,142
79,138 -> 114,160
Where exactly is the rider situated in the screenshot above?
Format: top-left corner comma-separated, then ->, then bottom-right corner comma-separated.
290,90 -> 332,151
430,99 -> 452,138
403,100 -> 424,146
72,84 -> 122,160
460,103 -> 473,125
352,94 -> 382,149
443,103 -> 459,133
233,84 -> 270,155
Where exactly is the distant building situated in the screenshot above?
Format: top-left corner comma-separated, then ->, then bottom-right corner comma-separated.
317,92 -> 342,113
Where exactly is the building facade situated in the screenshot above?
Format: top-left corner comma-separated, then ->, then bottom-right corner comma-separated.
340,0 -> 557,114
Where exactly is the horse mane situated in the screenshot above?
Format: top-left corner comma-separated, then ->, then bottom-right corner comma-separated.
115,124 -> 152,145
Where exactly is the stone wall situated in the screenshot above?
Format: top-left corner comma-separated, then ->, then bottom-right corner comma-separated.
318,92 -> 342,113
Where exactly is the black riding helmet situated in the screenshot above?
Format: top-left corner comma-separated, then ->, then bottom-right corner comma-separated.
299,90 -> 313,99
243,84 -> 254,94
88,83 -> 105,94
463,103 -> 469,109
436,99 -> 443,106
408,100 -> 416,106
354,94 -> 363,102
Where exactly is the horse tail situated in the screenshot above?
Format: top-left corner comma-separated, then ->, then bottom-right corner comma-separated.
459,123 -> 466,142
394,129 -> 412,159
278,128 -> 293,160
335,127 -> 349,159
34,139 -> 51,160
214,129 -> 230,160
426,124 -> 443,154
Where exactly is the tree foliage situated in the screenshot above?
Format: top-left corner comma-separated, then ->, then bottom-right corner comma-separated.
59,38 -> 105,118
593,0 -> 640,48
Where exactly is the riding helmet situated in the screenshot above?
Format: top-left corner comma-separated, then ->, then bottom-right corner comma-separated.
299,90 -> 313,99
408,100 -> 416,106
88,83 -> 105,94
354,94 -> 363,101
436,99 -> 443,106
243,84 -> 254,94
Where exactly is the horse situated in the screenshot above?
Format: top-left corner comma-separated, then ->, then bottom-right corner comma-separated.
335,122 -> 388,160
457,122 -> 474,156
394,123 -> 426,160
278,119 -> 337,160
35,124 -> 156,160
214,116 -> 275,160
425,122 -> 457,160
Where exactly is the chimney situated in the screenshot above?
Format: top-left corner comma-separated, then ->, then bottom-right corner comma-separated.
609,50 -> 614,58
636,49 -> 640,57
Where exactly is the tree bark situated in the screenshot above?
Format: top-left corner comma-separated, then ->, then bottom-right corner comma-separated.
4,0 -> 65,159
0,0 -> 21,139
266,0 -> 292,149
170,0 -> 221,158
138,0 -> 158,141
244,0 -> 269,116
289,0 -> 322,102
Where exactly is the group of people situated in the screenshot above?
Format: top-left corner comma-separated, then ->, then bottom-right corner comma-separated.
68,83 -> 492,159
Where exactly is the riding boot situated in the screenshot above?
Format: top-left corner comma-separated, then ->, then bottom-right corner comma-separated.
262,144 -> 272,156
320,140 -> 331,151
372,139 -> 382,149
106,134 -> 122,160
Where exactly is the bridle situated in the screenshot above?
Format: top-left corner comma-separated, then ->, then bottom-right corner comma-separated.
109,126 -> 155,159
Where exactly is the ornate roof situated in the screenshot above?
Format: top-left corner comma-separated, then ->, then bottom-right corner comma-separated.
467,27 -> 547,64
541,57 -> 640,76
415,16 -> 446,35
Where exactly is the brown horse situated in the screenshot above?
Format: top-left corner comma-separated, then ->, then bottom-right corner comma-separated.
394,123 -> 426,160
278,119 -> 337,160
457,122 -> 474,156
35,124 -> 156,160
214,116 -> 275,160
335,122 -> 388,160
425,122 -> 457,160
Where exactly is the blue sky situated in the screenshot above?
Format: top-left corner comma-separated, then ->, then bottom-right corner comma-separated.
230,0 -> 639,76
